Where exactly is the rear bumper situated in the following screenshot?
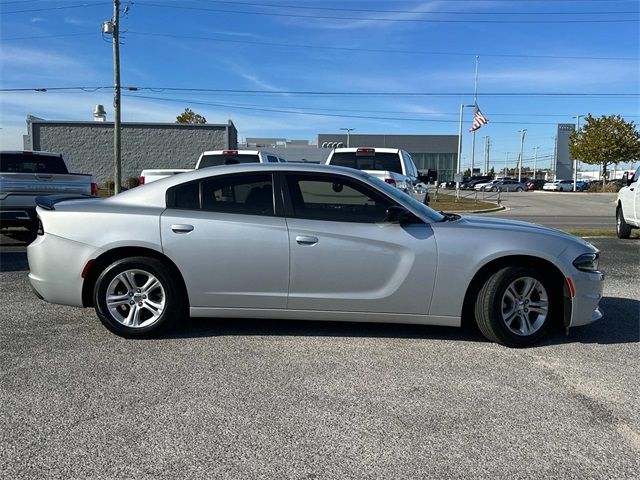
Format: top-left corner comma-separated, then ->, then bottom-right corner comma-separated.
27,233 -> 101,307
569,270 -> 605,327
0,208 -> 35,227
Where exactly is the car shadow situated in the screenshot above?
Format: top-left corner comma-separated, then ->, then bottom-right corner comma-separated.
0,251 -> 29,272
166,296 -> 639,346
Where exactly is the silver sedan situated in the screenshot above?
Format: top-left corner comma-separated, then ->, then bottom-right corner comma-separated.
28,164 -> 604,347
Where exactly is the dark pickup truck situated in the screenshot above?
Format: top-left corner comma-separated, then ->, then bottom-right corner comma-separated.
0,151 -> 97,233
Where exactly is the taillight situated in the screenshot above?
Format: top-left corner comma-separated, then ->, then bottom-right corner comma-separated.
91,182 -> 99,195
385,178 -> 396,186
139,176 -> 145,185
223,150 -> 238,155
36,216 -> 44,236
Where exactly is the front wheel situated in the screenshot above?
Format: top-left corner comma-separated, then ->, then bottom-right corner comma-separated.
616,207 -> 632,239
93,256 -> 184,337
516,187 -> 523,192
475,266 -> 559,347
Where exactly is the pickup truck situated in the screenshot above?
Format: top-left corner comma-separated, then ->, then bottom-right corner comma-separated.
0,151 -> 96,233
616,166 -> 640,238
139,150 -> 288,184
325,147 -> 427,203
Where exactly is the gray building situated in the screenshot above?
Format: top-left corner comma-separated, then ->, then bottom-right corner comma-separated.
23,116 -> 237,184
555,124 -> 575,180
317,133 -> 458,180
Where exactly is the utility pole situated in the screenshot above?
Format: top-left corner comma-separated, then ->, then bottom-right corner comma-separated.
518,129 -> 527,182
482,136 -> 490,175
504,152 -> 509,177
553,136 -> 558,181
573,114 -> 583,191
533,146 -> 539,179
340,127 -> 354,147
112,0 -> 122,194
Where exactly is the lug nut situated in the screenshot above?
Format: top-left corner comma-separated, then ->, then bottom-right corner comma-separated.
138,302 -> 143,307
129,301 -> 134,305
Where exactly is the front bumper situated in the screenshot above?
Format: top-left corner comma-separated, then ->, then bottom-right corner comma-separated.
568,270 -> 605,327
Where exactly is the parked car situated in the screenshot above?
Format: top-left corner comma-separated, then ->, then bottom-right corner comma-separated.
526,179 -> 546,191
140,150 -> 288,185
325,147 -> 427,203
461,176 -> 492,190
479,179 -> 526,192
0,151 -> 97,236
139,169 -> 192,185
543,180 -> 574,192
575,181 -> 589,191
616,166 -> 640,238
28,163 -> 603,348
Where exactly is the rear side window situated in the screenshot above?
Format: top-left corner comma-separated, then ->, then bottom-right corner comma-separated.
168,173 -> 274,216
0,153 -> 68,174
267,155 -> 279,163
199,154 -> 260,168
329,152 -> 403,174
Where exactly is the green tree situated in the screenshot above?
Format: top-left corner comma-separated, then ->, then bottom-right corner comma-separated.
176,108 -> 207,124
569,114 -> 640,182
463,168 -> 471,177
489,166 -> 495,178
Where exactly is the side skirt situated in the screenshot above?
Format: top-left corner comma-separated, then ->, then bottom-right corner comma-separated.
189,307 -> 460,327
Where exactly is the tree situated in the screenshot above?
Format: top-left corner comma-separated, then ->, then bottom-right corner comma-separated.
463,168 -> 471,177
489,166 -> 495,179
569,114 -> 640,182
176,108 -> 207,124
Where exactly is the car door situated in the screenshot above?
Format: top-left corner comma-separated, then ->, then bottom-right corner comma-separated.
282,172 -> 437,314
160,172 -> 289,309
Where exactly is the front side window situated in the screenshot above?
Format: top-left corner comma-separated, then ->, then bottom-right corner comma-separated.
286,174 -> 393,223
168,173 -> 274,216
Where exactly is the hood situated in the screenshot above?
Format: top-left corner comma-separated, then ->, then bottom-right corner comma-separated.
457,215 -> 596,251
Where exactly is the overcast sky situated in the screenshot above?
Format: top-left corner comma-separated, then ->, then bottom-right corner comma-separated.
1,0 -> 639,171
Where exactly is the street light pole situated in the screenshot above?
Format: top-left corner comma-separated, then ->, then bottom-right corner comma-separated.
518,129 -> 527,183
340,128 -> 354,148
533,146 -> 539,179
573,115 -> 583,191
471,56 -> 479,176
456,104 -> 476,196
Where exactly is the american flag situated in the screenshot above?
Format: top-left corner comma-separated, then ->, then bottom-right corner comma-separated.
469,107 -> 488,132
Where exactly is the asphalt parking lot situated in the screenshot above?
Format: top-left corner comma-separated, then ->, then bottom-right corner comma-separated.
1,235 -> 638,479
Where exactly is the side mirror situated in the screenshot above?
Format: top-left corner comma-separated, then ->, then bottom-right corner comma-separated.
385,206 -> 418,224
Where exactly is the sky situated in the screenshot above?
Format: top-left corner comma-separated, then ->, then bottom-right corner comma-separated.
1,0 -> 639,172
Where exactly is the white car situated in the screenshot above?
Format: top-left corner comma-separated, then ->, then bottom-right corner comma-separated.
196,150 -> 287,168
543,180 -> 574,192
616,166 -> 640,238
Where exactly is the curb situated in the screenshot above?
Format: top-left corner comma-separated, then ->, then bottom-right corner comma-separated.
449,204 -> 506,214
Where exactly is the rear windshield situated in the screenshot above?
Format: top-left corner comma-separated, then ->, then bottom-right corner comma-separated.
0,153 -> 68,174
198,154 -> 260,168
329,152 -> 403,174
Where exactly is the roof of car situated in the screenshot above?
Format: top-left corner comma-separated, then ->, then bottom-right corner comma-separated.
330,147 -> 401,154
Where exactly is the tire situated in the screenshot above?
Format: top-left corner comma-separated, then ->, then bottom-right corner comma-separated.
616,206 -> 632,239
491,186 -> 498,192
475,266 -> 559,347
93,256 -> 184,338
516,187 -> 523,192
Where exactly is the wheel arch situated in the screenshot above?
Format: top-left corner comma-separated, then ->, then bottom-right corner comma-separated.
461,254 -> 569,329
81,246 -> 190,309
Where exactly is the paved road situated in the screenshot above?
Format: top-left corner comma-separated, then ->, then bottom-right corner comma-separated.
478,191 -> 618,229
1,238 -> 638,479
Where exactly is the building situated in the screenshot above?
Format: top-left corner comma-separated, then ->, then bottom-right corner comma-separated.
23,115 -> 237,184
317,133 -> 458,180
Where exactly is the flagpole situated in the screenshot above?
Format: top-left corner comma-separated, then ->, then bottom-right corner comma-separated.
456,103 -> 464,197
471,56 -> 479,176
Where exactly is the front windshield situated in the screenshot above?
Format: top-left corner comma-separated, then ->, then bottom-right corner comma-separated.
367,176 -> 445,223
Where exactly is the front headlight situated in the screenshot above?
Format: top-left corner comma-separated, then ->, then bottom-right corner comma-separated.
573,253 -> 599,272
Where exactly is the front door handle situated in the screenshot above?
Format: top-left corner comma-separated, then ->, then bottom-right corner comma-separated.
171,224 -> 194,234
296,235 -> 318,246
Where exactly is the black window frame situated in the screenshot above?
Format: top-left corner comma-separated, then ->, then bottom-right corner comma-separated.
166,171 -> 283,217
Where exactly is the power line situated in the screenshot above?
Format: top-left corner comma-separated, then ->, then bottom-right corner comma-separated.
134,1 -> 638,23
2,86 -> 638,98
125,31 -> 639,62
0,2 -> 110,14
154,0 -> 640,16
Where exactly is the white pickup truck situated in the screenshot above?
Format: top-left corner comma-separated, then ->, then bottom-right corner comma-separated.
0,151 -> 96,234
325,147 -> 427,203
139,150 -> 288,184
616,166 -> 640,238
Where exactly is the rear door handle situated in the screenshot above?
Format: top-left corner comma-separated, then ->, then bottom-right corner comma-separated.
171,224 -> 194,234
296,235 -> 318,246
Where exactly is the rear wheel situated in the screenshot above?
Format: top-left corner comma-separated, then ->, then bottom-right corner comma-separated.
93,257 -> 183,337
616,206 -> 632,239
516,187 -> 523,192
475,266 -> 558,347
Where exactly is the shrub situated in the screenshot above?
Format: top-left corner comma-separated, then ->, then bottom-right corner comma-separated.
126,177 -> 140,189
587,182 -> 622,193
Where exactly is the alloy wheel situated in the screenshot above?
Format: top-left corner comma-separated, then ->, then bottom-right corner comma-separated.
500,276 -> 548,336
105,269 -> 166,328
